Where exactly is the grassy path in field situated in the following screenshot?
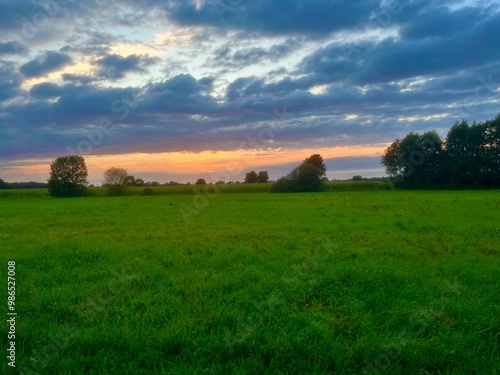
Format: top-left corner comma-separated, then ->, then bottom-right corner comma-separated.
0,191 -> 498,374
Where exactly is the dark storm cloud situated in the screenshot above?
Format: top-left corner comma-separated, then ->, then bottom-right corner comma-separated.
19,51 -> 72,78
95,54 -> 159,80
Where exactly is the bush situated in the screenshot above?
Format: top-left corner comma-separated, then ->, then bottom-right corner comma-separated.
142,188 -> 154,196
270,176 -> 295,193
106,185 -> 125,196
271,163 -> 324,193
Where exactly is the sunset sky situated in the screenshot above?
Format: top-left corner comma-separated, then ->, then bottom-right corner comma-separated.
1,0 -> 499,184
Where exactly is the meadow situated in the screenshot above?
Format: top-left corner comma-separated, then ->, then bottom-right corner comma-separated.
0,188 -> 498,374
0,180 -> 391,199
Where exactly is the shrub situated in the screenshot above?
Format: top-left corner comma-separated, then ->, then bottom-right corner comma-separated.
271,163 -> 324,193
142,188 -> 154,196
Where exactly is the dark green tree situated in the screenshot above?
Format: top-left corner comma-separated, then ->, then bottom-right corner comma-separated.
244,171 -> 258,183
271,155 -> 325,193
123,175 -> 136,186
444,119 -> 499,186
381,131 -> 444,188
445,120 -> 476,185
482,114 -> 500,186
0,179 -> 7,189
195,178 -> 207,185
48,155 -> 88,197
257,171 -> 269,183
103,167 -> 128,196
303,154 -> 327,176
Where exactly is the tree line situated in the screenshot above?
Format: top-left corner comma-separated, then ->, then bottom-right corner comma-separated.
0,180 -> 48,189
381,114 -> 500,188
40,157 -> 275,197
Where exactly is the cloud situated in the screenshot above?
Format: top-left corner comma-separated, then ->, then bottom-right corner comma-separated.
398,5 -> 485,41
1,0 -> 500,171
162,0 -> 381,35
140,74 -> 216,112
295,6 -> 500,87
209,38 -> 301,68
0,61 -> 23,102
0,41 -> 29,55
61,73 -> 94,85
0,1 -> 41,32
95,54 -> 158,80
19,51 -> 72,78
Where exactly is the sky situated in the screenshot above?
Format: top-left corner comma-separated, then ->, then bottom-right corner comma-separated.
1,0 -> 499,184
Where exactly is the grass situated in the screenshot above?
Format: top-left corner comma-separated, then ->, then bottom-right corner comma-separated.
0,190 -> 499,374
0,180 -> 391,199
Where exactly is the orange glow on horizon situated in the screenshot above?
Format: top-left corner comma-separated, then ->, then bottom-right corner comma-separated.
3,145 -> 387,183
85,145 -> 386,174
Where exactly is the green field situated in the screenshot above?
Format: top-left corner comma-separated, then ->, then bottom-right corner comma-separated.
1,190 -> 499,374
0,180 -> 391,199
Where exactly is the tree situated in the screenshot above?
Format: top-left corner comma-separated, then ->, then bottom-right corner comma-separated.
244,171 -> 258,183
103,167 -> 128,195
444,117 -> 500,187
135,178 -> 145,186
381,114 -> 500,188
195,178 -> 207,185
292,163 -> 324,192
381,131 -> 444,188
123,175 -> 136,186
257,171 -> 269,183
482,114 -> 500,186
352,175 -> 363,181
303,154 -> 327,176
271,155 -> 325,193
48,155 -> 88,197
0,179 -> 7,189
